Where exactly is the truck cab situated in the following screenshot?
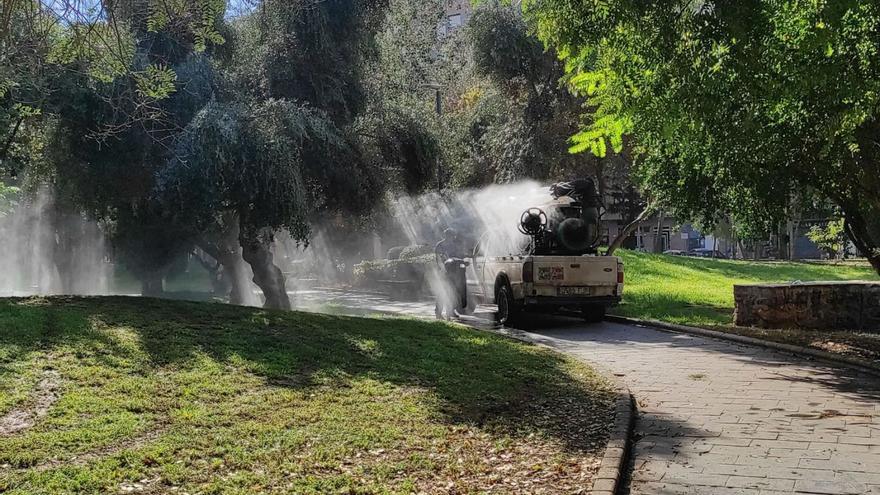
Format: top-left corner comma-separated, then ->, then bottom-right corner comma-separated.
466,179 -> 624,324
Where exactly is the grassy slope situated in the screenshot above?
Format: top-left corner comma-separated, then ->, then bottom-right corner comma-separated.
0,297 -> 614,494
615,250 -> 880,361
616,250 -> 877,325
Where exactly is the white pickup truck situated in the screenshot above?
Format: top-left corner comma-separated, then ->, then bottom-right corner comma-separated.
464,179 -> 624,324
467,251 -> 624,324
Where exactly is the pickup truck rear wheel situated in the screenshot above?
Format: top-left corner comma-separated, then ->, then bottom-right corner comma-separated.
495,284 -> 520,326
581,304 -> 606,323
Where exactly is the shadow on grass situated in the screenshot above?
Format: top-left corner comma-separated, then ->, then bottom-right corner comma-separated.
0,296 -> 615,456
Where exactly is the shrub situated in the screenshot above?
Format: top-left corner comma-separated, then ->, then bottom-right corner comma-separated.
400,244 -> 434,260
386,246 -> 406,260
353,254 -> 433,292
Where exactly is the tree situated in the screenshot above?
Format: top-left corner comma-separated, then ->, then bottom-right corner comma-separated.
463,2 -> 605,184
361,0 -> 444,195
199,0 -> 394,308
159,100 -> 334,309
40,0 -> 223,295
807,218 -> 846,260
524,0 -> 880,273
3,0 -> 442,306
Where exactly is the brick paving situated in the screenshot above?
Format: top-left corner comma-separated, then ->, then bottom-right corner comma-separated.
524,320 -> 880,495
295,290 -> 880,494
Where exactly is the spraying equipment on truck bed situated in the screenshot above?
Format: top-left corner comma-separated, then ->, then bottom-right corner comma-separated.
519,179 -> 604,256
465,178 -> 624,325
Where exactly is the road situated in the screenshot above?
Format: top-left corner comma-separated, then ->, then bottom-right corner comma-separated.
292,288 -> 880,495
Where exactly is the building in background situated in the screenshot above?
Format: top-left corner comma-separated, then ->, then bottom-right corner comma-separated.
439,0 -> 473,36
439,0 -> 523,36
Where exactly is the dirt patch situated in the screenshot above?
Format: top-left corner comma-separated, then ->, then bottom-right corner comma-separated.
0,369 -> 61,436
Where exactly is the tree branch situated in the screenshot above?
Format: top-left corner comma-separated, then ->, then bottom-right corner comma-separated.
0,115 -> 24,165
607,203 -> 656,256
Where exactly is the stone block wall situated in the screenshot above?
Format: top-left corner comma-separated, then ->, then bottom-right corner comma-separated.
733,282 -> 880,331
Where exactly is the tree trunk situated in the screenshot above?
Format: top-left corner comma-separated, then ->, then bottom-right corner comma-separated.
731,230 -> 738,260
141,271 -> 164,297
843,214 -> 880,275
777,221 -> 788,260
219,251 -> 252,305
192,248 -> 227,295
197,240 -> 253,306
607,204 -> 655,256
653,210 -> 665,253
595,161 -> 607,199
240,236 -> 291,310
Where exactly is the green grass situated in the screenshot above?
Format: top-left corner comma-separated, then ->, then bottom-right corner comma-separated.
615,250 -> 878,326
0,297 -> 615,494
615,250 -> 880,362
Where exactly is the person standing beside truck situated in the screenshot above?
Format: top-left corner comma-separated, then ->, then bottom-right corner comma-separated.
434,228 -> 469,319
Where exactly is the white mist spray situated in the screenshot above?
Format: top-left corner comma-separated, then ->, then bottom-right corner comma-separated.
388,181 -> 551,309
0,187 -> 110,296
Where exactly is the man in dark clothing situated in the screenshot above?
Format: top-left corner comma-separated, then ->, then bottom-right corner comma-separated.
434,228 -> 468,319
435,228 -> 465,261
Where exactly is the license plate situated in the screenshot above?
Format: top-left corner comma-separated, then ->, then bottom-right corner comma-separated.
559,286 -> 591,296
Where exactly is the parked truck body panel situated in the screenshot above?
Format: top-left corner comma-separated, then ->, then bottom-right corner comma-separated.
467,254 -> 622,308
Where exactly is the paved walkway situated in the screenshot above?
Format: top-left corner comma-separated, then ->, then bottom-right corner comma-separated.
523,320 -> 880,495
293,289 -> 880,494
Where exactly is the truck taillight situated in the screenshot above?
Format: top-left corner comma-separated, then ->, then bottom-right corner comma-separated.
523,261 -> 534,283
617,263 -> 624,284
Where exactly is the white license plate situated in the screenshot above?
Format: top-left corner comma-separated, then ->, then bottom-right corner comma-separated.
559,286 -> 591,296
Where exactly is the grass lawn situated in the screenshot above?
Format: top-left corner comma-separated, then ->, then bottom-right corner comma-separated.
615,250 -> 880,362
0,297 -> 615,494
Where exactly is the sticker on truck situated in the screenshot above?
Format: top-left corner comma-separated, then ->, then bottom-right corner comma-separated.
538,266 -> 564,281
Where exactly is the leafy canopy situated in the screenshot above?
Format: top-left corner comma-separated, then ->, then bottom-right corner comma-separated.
524,0 -> 880,269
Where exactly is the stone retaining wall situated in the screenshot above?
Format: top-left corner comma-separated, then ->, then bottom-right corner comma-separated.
733,281 -> 880,330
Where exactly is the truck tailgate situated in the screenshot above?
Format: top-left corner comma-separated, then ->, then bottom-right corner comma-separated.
531,256 -> 619,286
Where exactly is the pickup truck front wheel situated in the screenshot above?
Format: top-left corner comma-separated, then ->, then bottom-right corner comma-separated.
495,284 -> 520,326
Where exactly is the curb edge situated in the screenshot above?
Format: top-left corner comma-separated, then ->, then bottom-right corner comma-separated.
484,327 -> 637,495
588,372 -> 636,495
606,315 -> 880,378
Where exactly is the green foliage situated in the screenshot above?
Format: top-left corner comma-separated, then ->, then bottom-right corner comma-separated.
146,0 -> 227,52
399,244 -> 434,259
0,183 -> 20,217
368,112 -> 439,195
369,0 -> 444,100
47,22 -> 137,83
435,2 -> 609,186
352,254 -> 433,286
227,0 -> 387,122
160,100 -> 323,242
807,218 -> 847,258
359,0 -> 447,193
469,2 -> 549,90
134,64 -> 178,99
525,0 -> 880,270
